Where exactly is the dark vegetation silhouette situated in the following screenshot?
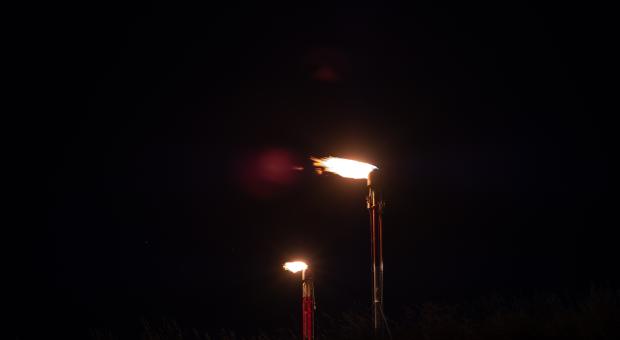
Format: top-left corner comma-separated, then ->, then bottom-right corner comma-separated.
90,285 -> 619,340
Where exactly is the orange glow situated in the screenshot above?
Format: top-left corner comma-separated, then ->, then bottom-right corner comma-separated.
283,261 -> 308,273
311,156 -> 377,179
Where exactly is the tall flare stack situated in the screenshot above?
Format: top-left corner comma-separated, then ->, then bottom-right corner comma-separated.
284,261 -> 315,340
310,156 -> 384,337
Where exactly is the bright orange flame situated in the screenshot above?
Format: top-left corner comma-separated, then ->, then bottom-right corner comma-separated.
311,156 -> 378,179
283,261 -> 308,273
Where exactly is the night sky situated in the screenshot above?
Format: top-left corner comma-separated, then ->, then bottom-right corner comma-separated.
21,2 -> 615,339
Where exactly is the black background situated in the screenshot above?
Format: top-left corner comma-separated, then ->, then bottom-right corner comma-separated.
16,2 -> 616,339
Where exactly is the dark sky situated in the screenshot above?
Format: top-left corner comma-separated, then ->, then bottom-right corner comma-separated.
21,2 -> 615,339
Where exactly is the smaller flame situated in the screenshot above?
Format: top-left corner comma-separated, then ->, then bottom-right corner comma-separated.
311,156 -> 378,180
283,261 -> 308,273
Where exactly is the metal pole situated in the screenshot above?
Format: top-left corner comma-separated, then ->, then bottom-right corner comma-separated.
367,182 -> 383,337
302,270 -> 314,340
377,189 -> 384,337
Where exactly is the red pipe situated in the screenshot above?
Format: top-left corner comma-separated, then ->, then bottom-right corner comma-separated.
302,276 -> 314,340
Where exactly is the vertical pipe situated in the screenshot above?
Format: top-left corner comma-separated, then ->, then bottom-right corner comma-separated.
378,195 -> 384,336
302,272 -> 314,340
368,186 -> 382,337
310,280 -> 316,340
302,279 -> 307,340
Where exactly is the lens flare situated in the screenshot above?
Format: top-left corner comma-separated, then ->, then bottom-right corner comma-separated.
311,156 -> 378,179
283,261 -> 308,273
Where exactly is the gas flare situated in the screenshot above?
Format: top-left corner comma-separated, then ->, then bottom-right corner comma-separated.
311,156 -> 377,180
283,261 -> 308,273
